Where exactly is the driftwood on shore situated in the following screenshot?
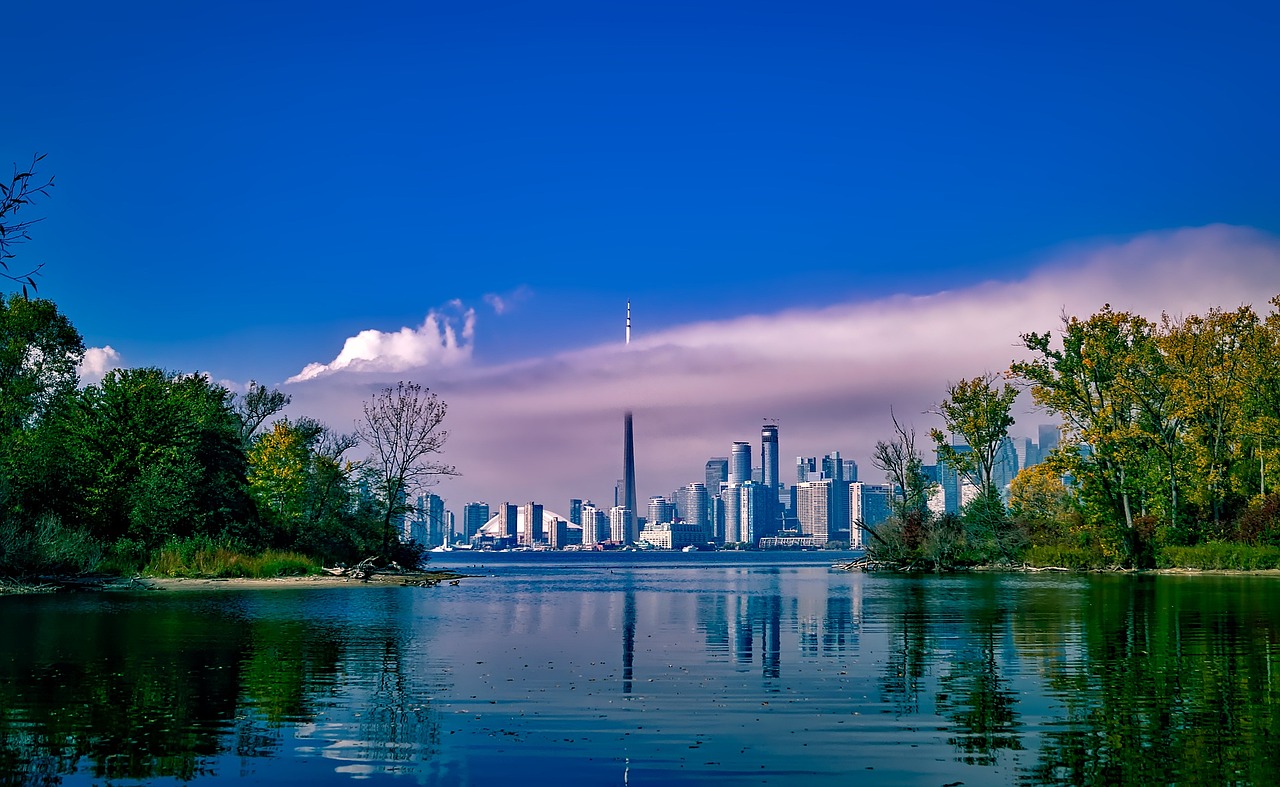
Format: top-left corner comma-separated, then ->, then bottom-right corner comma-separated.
322,556 -> 460,587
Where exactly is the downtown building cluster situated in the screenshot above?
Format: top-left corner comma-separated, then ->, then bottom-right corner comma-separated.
412,421 -> 1061,551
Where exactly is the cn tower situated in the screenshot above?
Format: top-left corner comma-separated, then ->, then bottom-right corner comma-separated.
623,301 -> 638,543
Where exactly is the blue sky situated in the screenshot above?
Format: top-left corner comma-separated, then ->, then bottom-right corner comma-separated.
7,0 -> 1280,508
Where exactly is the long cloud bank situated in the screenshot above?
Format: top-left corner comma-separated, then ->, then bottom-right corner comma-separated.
284,224 -> 1280,512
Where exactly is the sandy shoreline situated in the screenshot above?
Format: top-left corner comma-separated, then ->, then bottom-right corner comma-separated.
0,571 -> 471,595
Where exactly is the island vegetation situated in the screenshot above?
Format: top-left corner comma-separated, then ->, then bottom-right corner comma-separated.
0,156 -> 454,587
864,298 -> 1280,572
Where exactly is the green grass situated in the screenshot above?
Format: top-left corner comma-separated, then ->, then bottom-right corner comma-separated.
1023,544 -> 1112,570
1156,542 -> 1280,570
144,538 -> 321,578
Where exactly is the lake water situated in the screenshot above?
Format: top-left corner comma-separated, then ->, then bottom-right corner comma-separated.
2,552 -> 1279,785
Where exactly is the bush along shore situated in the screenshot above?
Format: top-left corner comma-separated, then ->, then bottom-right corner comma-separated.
2,165 -> 458,593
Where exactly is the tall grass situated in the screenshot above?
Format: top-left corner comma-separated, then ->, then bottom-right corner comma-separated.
1156,542 -> 1280,570
145,536 -> 320,578
1022,544 -> 1112,570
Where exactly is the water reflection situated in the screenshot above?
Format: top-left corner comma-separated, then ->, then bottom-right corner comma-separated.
2,560 -> 1280,786
0,590 -> 441,785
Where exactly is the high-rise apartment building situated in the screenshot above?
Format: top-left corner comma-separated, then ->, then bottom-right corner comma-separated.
676,483 -> 709,534
499,503 -> 518,540
609,506 -> 631,543
648,495 -> 674,525
462,502 -> 490,541
850,482 -> 892,549
569,498 -> 582,526
794,480 -> 833,543
730,442 -> 752,484
761,424 -> 779,492
519,502 -> 544,546
581,501 -> 607,544
761,423 -> 781,536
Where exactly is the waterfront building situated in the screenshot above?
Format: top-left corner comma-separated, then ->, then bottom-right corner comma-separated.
580,502 -> 608,544
500,503 -> 518,540
424,493 -> 446,547
639,522 -> 708,550
609,506 -> 631,543
794,480 -> 832,543
648,495 -> 674,527
709,494 -> 725,544
849,482 -> 892,549
519,502 -> 544,546
676,483 -> 709,534
462,502 -> 490,540
722,480 -> 767,544
569,498 -> 582,526
548,518 -> 569,549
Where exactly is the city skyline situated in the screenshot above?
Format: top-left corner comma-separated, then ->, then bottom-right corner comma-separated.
5,1 -> 1280,509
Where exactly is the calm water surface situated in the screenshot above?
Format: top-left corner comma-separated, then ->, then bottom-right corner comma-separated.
3,552 -> 1279,786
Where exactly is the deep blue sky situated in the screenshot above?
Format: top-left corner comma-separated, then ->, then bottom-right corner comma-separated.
7,0 -> 1279,384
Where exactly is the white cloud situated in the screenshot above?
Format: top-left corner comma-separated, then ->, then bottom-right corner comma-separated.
285,225 -> 1280,509
483,293 -> 507,314
287,306 -> 476,384
78,346 -> 121,386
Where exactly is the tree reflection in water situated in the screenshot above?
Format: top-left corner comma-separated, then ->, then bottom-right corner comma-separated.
0,590 -> 439,784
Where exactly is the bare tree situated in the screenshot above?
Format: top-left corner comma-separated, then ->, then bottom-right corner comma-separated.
0,154 -> 55,296
872,408 -> 934,520
357,381 -> 458,552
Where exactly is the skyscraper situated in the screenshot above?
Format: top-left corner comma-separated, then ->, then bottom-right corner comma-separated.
730,441 -> 752,484
676,483 -> 709,535
462,502 -> 489,540
761,423 -> 781,537
761,424 -> 779,492
647,495 -> 673,525
705,458 -> 728,491
1038,423 -> 1061,459
569,498 -> 582,526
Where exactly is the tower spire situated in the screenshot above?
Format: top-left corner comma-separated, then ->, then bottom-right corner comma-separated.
626,299 -> 631,345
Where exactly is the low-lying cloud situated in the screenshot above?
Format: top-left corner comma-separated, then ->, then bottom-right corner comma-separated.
285,225 -> 1280,513
287,305 -> 475,383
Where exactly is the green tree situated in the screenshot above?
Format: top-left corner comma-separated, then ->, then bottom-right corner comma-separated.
0,294 -> 83,433
246,416 -> 360,554
1160,305 -> 1259,536
1011,306 -> 1156,534
70,368 -> 251,546
930,372 -> 1018,501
